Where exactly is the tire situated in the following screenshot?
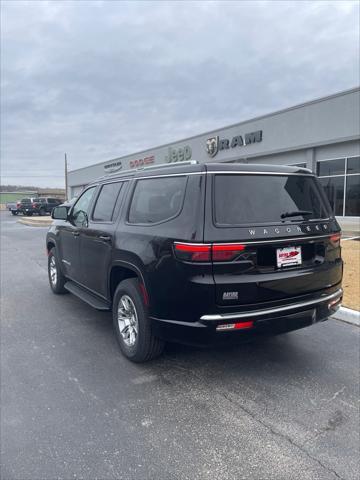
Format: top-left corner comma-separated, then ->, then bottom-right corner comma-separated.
39,208 -> 46,216
25,212 -> 33,216
11,211 -> 18,216
48,247 -> 67,294
113,278 -> 164,362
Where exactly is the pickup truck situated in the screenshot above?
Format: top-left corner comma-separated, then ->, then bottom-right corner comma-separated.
20,197 -> 63,216
6,201 -> 21,215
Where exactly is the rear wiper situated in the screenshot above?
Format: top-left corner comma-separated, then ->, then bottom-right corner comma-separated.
280,210 -> 313,219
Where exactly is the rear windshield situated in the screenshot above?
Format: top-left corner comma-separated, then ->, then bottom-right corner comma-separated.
214,174 -> 331,226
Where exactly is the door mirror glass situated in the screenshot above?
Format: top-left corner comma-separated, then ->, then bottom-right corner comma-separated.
52,206 -> 69,220
72,210 -> 88,228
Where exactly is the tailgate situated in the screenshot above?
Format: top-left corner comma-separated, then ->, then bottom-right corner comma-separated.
204,168 -> 342,307
211,236 -> 342,306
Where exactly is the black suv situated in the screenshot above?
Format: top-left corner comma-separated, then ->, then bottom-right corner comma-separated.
47,162 -> 343,362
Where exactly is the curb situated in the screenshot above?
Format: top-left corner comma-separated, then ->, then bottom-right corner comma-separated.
332,306 -> 360,326
18,218 -> 53,227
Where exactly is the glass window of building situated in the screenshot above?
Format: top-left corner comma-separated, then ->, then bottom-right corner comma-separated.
317,156 -> 360,217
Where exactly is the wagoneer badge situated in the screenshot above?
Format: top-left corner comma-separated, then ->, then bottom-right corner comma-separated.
248,223 -> 329,236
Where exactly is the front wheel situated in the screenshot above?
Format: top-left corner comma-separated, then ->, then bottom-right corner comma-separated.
11,211 -> 18,216
48,248 -> 67,294
113,279 -> 164,362
39,208 -> 46,216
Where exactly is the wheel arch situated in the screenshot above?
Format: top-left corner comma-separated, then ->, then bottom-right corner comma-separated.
109,262 -> 149,305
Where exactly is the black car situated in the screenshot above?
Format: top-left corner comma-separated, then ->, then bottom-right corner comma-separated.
47,161 -> 343,362
21,197 -> 63,216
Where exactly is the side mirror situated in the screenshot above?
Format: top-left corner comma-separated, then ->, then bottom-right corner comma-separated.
52,206 -> 69,220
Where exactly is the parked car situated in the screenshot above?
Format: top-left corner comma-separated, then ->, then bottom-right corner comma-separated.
6,201 -> 22,215
47,161 -> 343,362
20,197 -> 63,216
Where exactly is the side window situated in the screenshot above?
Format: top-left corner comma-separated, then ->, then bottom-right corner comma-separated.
128,176 -> 187,224
92,182 -> 123,222
72,187 -> 96,227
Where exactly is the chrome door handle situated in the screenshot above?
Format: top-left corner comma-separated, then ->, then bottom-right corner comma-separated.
99,235 -> 111,242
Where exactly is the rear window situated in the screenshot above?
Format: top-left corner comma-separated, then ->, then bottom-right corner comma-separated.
214,174 -> 331,226
128,176 -> 187,224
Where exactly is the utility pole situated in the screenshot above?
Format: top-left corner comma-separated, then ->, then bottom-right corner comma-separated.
64,153 -> 68,201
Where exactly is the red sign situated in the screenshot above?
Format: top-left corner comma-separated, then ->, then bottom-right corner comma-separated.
129,155 -> 155,169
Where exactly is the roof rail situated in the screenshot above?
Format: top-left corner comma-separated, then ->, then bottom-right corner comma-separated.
98,159 -> 199,181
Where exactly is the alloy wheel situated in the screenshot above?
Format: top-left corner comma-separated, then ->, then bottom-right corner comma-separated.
117,295 -> 138,347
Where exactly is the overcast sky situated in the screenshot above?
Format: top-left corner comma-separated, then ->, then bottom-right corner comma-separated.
1,0 -> 359,188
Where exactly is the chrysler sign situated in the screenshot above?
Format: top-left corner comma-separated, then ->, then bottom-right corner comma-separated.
206,130 -> 262,157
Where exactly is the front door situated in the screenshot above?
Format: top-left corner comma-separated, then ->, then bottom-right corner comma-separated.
58,186 -> 97,284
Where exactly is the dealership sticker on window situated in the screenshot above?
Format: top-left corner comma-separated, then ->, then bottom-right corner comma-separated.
276,246 -> 302,268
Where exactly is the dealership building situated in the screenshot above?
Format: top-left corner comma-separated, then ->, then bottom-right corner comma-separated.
68,87 -> 360,225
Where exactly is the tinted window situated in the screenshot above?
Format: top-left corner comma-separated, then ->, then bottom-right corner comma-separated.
317,158 -> 345,176
72,187 -> 96,227
93,182 -> 123,222
128,176 -> 187,224
347,156 -> 360,174
345,175 -> 360,216
214,174 -> 330,225
318,176 -> 344,216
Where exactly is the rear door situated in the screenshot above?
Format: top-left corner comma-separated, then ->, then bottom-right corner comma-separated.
205,169 -> 342,306
80,181 -> 128,298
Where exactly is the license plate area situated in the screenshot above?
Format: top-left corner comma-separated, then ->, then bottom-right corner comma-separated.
276,246 -> 302,268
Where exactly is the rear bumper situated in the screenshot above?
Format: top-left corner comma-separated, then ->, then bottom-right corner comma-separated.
151,288 -> 343,346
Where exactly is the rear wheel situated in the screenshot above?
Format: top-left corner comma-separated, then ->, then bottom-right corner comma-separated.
113,279 -> 164,362
48,248 -> 67,294
11,211 -> 18,216
39,208 -> 46,216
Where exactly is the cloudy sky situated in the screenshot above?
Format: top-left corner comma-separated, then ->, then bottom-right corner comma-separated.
1,0 -> 359,187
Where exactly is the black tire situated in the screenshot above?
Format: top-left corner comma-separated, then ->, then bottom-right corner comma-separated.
25,212 -> 33,216
113,278 -> 164,362
39,208 -> 46,216
11,211 -> 18,216
48,247 -> 67,294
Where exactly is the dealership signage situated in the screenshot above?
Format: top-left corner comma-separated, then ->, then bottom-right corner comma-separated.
129,155 -> 155,169
206,130 -> 263,157
104,160 -> 122,173
165,145 -> 192,163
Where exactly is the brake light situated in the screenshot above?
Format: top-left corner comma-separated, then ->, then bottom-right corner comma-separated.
174,243 -> 246,262
32,203 -> 37,208
212,244 -> 245,262
174,243 -> 211,262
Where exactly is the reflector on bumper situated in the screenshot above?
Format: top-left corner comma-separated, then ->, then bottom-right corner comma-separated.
216,321 -> 253,331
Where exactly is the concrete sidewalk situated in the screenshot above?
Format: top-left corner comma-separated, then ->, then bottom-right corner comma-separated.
18,216 -> 53,227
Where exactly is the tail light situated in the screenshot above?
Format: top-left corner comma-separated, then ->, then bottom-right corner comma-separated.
32,203 -> 37,208
212,244 -> 245,261
174,243 -> 246,262
174,243 -> 211,262
16,202 -> 20,207
330,233 -> 341,246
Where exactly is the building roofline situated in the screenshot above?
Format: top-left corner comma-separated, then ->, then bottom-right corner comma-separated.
69,86 -> 360,174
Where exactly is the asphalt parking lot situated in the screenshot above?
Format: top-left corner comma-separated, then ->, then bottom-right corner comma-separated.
1,211 -> 359,480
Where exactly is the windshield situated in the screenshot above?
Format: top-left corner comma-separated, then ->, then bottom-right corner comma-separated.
214,174 -> 331,226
